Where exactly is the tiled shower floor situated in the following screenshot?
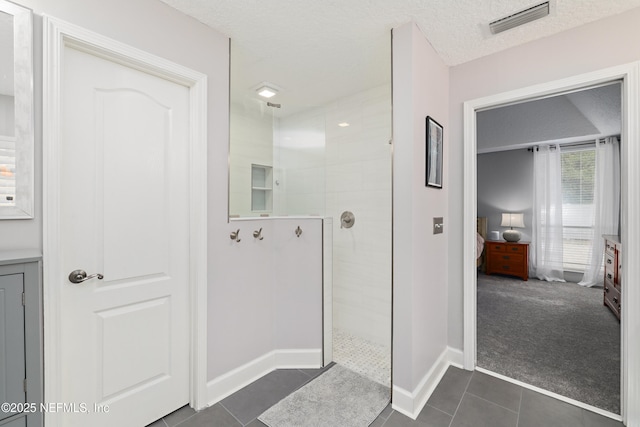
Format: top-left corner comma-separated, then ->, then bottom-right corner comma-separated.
332,328 -> 391,387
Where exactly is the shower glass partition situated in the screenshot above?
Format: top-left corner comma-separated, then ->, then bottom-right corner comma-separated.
229,86 -> 392,388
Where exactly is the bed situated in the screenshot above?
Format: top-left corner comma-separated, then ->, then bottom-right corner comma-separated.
477,217 -> 487,271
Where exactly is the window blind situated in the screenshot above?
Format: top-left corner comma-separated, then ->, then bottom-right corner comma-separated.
561,148 -> 595,272
0,137 -> 16,207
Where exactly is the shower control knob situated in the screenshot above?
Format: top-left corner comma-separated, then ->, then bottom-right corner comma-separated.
340,211 -> 355,229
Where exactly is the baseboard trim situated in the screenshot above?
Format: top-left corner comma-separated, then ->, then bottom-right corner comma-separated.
447,347 -> 464,369
392,346 -> 463,419
207,349 -> 322,406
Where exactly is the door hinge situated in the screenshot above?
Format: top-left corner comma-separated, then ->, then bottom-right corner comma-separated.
22,292 -> 25,306
23,378 -> 27,392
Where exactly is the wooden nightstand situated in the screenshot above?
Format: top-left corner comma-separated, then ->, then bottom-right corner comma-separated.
485,241 -> 529,281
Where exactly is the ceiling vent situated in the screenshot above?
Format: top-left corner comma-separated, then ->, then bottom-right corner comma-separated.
489,2 -> 550,35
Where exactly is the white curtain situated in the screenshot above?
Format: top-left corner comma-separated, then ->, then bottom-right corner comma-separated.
579,137 -> 620,287
531,144 -> 565,282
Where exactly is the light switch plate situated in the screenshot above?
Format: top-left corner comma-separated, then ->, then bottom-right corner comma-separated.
433,217 -> 443,234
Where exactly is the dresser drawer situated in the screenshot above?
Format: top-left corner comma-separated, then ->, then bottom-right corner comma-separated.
605,240 -> 616,257
604,281 -> 621,319
605,263 -> 616,285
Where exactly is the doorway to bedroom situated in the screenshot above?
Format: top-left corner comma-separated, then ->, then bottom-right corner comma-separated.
472,80 -> 624,417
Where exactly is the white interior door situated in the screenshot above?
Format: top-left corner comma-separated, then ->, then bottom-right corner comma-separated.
56,39 -> 191,427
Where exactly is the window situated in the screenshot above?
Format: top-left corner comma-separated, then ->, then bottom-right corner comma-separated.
0,137 -> 16,207
561,148 -> 595,272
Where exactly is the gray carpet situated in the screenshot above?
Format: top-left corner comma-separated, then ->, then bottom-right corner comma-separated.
477,273 -> 620,414
258,364 -> 390,427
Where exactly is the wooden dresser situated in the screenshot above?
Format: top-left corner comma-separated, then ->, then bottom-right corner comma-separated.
485,241 -> 529,281
603,235 -> 621,320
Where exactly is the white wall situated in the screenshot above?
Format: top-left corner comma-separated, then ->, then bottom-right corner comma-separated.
448,7 -> 640,351
477,150 -> 533,242
273,219 -> 323,350
392,21 -> 449,405
212,218 -> 323,378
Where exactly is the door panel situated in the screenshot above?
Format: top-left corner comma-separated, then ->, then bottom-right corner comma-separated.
58,43 -> 190,427
99,89 -> 170,281
98,297 -> 171,398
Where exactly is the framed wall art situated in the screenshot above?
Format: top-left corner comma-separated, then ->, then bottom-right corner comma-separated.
426,116 -> 443,188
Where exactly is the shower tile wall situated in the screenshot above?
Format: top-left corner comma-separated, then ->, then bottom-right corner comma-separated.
229,103 -> 274,217
273,111 -> 326,216
275,85 -> 392,347
326,85 -> 392,347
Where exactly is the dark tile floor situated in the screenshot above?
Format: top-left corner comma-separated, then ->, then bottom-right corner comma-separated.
147,365 -> 622,427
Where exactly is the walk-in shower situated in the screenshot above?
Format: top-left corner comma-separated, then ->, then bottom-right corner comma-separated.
228,36 -> 393,391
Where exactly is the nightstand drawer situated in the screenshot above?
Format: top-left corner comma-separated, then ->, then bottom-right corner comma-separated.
489,262 -> 525,276
488,243 -> 507,252
489,253 -> 524,264
486,242 -> 526,253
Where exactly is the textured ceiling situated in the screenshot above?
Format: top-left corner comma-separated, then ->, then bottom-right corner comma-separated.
160,0 -> 640,113
477,83 -> 621,151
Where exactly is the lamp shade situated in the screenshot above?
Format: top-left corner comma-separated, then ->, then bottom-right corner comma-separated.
501,213 -> 525,228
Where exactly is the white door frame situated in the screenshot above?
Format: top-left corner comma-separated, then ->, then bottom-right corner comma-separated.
463,62 -> 640,425
42,16 -> 209,426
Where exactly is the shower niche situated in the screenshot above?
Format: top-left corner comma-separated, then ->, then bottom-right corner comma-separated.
251,164 -> 273,212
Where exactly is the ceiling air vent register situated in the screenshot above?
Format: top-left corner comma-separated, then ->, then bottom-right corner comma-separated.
489,2 -> 550,35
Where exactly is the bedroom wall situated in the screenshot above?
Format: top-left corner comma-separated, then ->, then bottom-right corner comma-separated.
477,149 -> 533,243
448,6 -> 640,352
392,21 -> 449,413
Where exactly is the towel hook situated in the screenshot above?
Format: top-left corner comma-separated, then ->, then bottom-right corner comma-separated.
253,228 -> 264,240
230,229 -> 241,242
295,226 -> 303,237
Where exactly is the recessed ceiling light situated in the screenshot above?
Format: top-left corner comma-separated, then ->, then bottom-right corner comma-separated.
338,122 -> 350,127
256,85 -> 278,98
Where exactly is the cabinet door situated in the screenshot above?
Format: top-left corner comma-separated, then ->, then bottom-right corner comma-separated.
0,274 -> 25,422
0,416 -> 27,427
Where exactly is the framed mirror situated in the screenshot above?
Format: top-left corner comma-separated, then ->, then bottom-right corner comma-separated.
0,0 -> 33,218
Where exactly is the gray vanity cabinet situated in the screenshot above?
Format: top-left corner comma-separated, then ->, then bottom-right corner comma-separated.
0,274 -> 26,424
0,252 -> 42,427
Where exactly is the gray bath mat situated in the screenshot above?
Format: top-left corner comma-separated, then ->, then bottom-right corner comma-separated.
258,364 -> 390,427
